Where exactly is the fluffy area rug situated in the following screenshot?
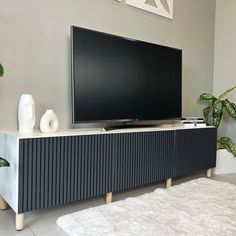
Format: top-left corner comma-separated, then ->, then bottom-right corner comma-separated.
56,178 -> 236,236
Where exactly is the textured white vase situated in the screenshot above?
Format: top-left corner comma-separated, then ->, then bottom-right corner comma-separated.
18,94 -> 35,133
40,110 -> 59,133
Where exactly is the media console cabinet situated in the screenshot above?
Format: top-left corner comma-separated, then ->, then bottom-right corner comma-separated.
0,126 -> 217,230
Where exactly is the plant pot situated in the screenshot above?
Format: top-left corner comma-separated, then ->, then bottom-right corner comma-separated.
213,149 -> 236,175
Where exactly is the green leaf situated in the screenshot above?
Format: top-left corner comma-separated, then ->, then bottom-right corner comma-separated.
220,137 -> 230,142
213,99 -> 223,114
213,114 -> 222,128
231,103 -> 236,110
223,99 -> 236,119
0,157 -> 10,167
212,99 -> 223,128
217,140 -> 224,150
0,63 -> 4,77
219,137 -> 236,157
203,106 -> 211,125
218,86 -> 236,100
200,93 -> 216,101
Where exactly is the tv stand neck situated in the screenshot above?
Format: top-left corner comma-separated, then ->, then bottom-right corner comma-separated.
101,120 -> 182,132
101,124 -> 159,132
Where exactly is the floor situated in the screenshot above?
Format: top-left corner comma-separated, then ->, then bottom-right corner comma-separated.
1,172 -> 236,236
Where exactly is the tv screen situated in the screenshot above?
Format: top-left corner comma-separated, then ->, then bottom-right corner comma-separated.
71,26 -> 182,123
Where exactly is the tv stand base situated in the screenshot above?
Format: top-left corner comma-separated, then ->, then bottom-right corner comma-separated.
102,124 -> 158,132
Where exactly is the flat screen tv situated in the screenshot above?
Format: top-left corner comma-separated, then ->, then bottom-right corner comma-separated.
71,26 -> 182,124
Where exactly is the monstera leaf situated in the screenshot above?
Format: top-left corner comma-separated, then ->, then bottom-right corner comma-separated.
0,157 -> 10,167
0,63 -> 4,77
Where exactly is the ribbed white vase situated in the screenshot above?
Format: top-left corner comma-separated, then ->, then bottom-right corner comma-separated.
18,94 -> 35,133
40,109 -> 59,133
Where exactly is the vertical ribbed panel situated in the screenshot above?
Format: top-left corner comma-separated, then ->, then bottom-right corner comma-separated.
18,134 -> 113,213
172,128 -> 217,177
18,128 -> 217,213
112,131 -> 175,192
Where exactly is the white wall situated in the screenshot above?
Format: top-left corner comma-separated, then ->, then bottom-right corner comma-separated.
0,0 -> 215,130
214,0 -> 236,142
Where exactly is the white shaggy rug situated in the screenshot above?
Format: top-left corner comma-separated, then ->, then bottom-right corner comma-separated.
56,178 -> 236,236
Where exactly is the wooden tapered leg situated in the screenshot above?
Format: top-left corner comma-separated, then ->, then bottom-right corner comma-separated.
207,168 -> 212,178
166,178 -> 172,188
16,213 -> 24,231
0,196 -> 8,210
106,192 -> 112,204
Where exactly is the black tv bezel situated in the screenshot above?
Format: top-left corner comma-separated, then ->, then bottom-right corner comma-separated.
71,25 -> 182,124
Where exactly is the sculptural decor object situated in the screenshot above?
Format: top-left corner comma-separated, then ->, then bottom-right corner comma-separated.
18,94 -> 35,133
40,109 -> 59,133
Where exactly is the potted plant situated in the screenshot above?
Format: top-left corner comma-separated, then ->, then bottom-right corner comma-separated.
0,63 -> 10,167
200,86 -> 236,174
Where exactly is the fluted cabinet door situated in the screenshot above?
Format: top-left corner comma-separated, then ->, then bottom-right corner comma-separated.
18,135 -> 114,213
173,128 -> 217,177
112,131 -> 175,192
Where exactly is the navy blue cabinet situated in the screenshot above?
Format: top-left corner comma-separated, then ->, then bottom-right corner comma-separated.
18,127 -> 216,213
174,128 -> 217,177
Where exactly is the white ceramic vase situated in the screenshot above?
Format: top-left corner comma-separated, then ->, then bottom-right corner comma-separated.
18,94 -> 35,133
40,109 -> 59,133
